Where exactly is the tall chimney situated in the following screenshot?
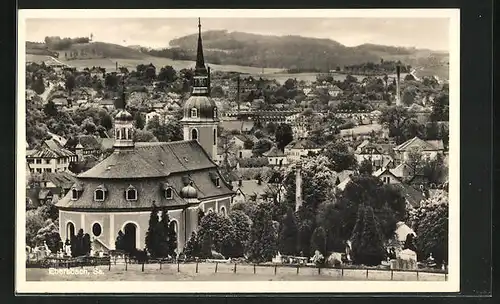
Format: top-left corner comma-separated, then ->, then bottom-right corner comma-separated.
295,161 -> 303,212
395,65 -> 401,106
237,75 -> 241,113
116,61 -> 118,72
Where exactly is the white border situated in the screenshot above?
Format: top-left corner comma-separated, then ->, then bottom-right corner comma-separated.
16,9 -> 460,294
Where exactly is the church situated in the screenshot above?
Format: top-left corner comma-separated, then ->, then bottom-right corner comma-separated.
56,19 -> 235,253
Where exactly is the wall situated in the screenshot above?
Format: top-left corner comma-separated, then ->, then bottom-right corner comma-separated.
184,124 -> 217,160
59,197 -> 232,254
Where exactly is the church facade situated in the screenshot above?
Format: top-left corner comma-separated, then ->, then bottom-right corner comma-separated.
56,19 -> 235,253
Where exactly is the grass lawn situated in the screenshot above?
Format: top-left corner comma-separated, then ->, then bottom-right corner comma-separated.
26,263 -> 446,281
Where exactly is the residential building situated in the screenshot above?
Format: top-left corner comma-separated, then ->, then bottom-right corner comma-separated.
284,138 -> 322,163
393,136 -> 444,163
26,139 -> 77,173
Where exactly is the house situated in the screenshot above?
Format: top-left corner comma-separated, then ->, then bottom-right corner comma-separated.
332,170 -> 354,187
145,111 -> 163,126
373,168 -> 402,185
219,119 -> 255,134
231,179 -> 284,204
386,183 -> 426,208
285,138 -> 322,163
151,102 -> 166,112
355,141 -> 386,170
393,136 -> 444,162
64,135 -> 112,159
328,85 -> 343,97
263,146 -> 287,167
99,99 -> 115,111
26,139 -> 77,174
52,97 -> 69,109
231,134 -> 258,149
47,132 -> 67,147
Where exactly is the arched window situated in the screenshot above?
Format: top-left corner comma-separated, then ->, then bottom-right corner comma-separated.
116,128 -> 122,140
165,187 -> 173,199
92,222 -> 102,237
170,220 -> 178,233
213,128 -> 217,145
191,129 -> 198,141
191,108 -> 198,118
126,186 -> 137,201
220,206 -> 226,216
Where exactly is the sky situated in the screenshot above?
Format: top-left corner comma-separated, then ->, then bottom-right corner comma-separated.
25,18 -> 450,51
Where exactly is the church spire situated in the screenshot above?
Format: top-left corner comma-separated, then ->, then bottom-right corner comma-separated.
191,18 -> 210,96
195,17 -> 206,72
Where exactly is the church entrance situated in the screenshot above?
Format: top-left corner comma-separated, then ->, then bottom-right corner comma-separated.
122,222 -> 138,253
66,222 -> 75,241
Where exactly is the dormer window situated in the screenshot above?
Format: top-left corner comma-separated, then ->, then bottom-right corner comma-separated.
94,184 -> 107,202
71,189 -> 78,200
191,108 -> 198,118
95,189 -> 105,201
215,178 -> 220,187
165,187 -> 173,199
126,185 -> 137,201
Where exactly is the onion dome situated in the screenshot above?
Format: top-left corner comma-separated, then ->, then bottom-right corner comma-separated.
180,184 -> 198,199
115,109 -> 134,122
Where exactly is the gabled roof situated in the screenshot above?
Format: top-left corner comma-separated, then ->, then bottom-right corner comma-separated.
386,183 -> 425,208
78,140 -> 217,179
285,138 -> 320,150
27,139 -> 75,159
41,171 -> 77,189
394,136 -> 444,152
372,167 -> 402,182
99,99 -> 115,106
232,180 -> 270,198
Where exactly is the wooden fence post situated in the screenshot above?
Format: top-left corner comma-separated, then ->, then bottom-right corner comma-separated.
125,258 -> 128,271
341,267 -> 344,277
366,269 -> 369,279
274,265 -> 277,275
253,264 -> 256,274
391,270 -> 394,280
215,262 -> 218,273
196,262 -> 199,273
445,272 -> 447,281
234,263 -> 237,273
160,260 -> 162,270
416,271 -> 419,281
108,260 -> 111,271
318,267 -> 321,275
177,261 -> 180,272
142,262 -> 145,272
296,265 -> 299,275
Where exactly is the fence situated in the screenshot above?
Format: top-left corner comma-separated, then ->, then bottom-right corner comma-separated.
30,257 -> 448,281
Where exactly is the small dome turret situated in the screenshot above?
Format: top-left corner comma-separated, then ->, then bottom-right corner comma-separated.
180,184 -> 198,199
115,109 -> 134,122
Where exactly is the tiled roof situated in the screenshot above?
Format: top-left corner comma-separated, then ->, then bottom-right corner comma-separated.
232,180 -> 270,198
56,168 -> 234,210
394,136 -> 443,152
386,183 -> 425,208
99,99 -> 115,106
264,146 -> 285,157
27,140 -> 75,159
285,138 -> 320,150
65,135 -> 103,151
78,140 -> 217,179
41,171 -> 77,189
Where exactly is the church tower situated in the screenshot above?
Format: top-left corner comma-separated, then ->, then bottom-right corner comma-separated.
181,18 -> 219,160
113,80 -> 135,151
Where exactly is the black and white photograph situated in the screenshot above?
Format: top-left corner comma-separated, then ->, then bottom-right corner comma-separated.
16,9 -> 459,293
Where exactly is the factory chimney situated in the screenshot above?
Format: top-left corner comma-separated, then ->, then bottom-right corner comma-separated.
295,161 -> 303,212
237,75 -> 241,113
395,65 -> 401,106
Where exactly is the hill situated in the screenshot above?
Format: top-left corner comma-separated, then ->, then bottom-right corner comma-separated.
26,41 -> 147,61
162,30 -> 449,74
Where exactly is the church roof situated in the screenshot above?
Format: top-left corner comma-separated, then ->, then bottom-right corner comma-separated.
78,140 -> 216,179
56,167 -> 233,211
